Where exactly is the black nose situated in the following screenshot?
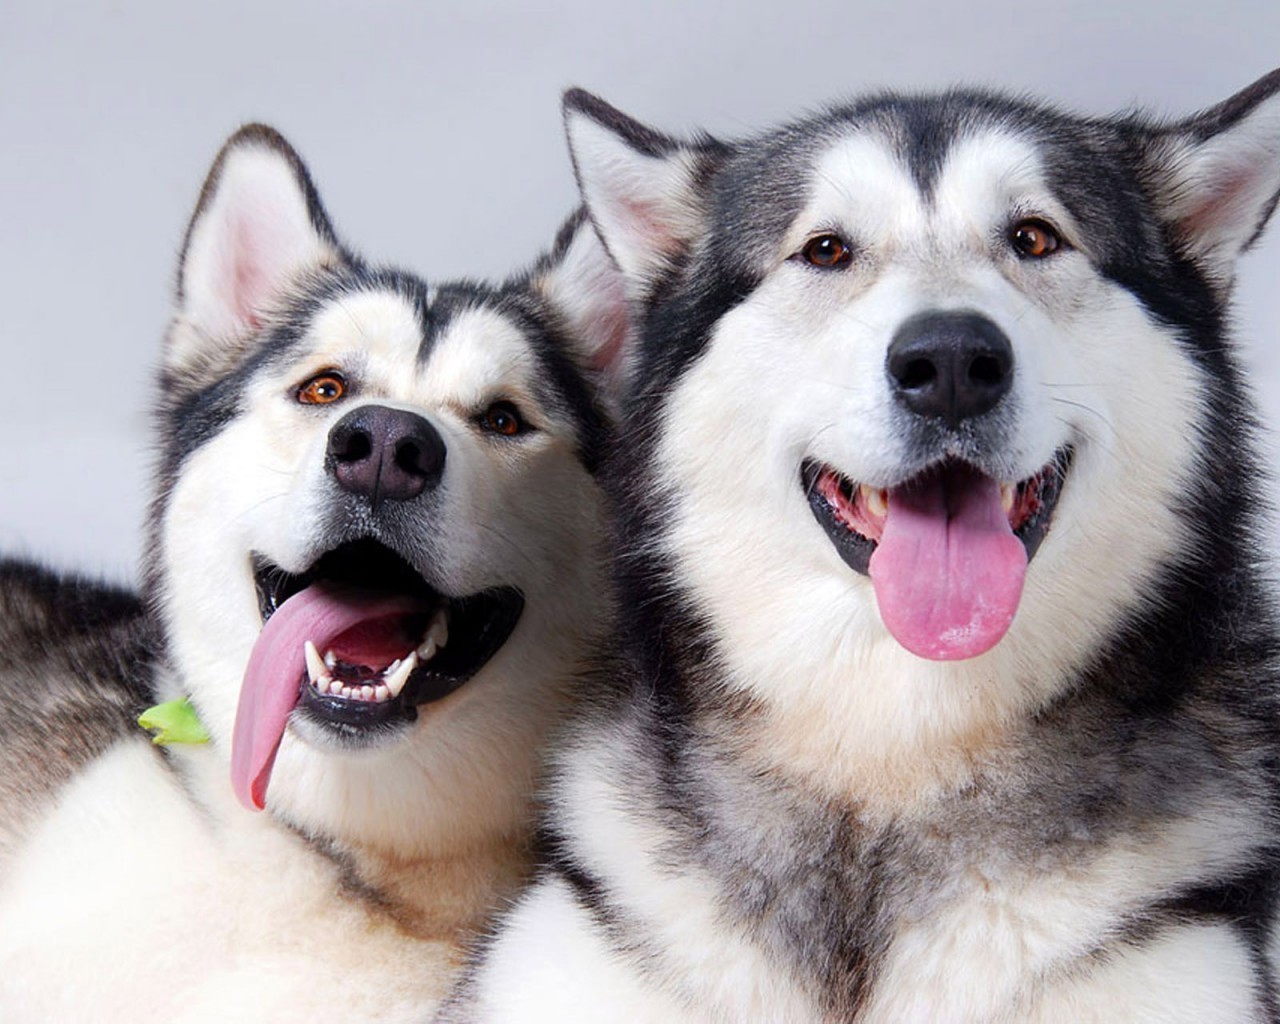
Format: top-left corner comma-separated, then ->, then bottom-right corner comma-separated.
886,311 -> 1014,428
326,405 -> 446,505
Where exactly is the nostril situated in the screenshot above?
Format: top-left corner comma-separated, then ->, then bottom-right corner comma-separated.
395,440 -> 423,475
333,430 -> 372,463
899,358 -> 937,391
968,354 -> 1006,388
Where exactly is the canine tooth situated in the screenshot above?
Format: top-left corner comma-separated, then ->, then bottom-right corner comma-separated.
1000,482 -> 1016,514
304,641 -> 327,685
861,484 -> 889,519
427,609 -> 449,650
374,684 -> 390,703
324,650 -> 337,669
417,637 -> 437,662
383,652 -> 418,699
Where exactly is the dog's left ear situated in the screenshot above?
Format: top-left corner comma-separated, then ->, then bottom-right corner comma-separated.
531,209 -> 632,400
1144,68 -> 1280,286
169,124 -> 347,374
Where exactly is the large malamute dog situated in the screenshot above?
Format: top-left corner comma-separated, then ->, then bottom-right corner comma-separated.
0,125 -> 623,1021
444,72 -> 1280,1022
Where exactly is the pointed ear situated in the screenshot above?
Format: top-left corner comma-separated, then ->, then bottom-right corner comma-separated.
562,89 -> 717,293
531,209 -> 633,404
170,124 -> 345,372
1145,69 -> 1280,285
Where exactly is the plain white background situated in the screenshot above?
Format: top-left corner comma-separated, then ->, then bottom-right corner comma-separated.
1,0 -> 1277,581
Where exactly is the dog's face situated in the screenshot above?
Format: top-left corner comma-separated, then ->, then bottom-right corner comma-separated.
565,75 -> 1280,765
149,128 -> 621,851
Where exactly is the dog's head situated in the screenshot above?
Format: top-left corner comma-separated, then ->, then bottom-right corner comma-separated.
146,126 -> 623,851
563,73 -> 1280,762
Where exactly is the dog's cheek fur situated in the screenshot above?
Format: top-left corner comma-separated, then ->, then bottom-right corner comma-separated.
158,398 -> 323,745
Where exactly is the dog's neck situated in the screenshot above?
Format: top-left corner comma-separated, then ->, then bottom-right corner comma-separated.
164,735 -> 532,944
314,833 -> 533,942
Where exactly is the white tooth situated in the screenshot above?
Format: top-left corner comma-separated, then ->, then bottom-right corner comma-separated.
341,686 -> 353,699
416,637 -> 437,662
861,484 -> 888,519
1000,482 -> 1016,514
324,650 -> 337,669
374,684 -> 390,703
304,641 -> 326,685
427,609 -> 449,649
386,657 -> 402,675
313,674 -> 332,692
383,652 -> 418,699
360,685 -> 375,701
328,680 -> 342,695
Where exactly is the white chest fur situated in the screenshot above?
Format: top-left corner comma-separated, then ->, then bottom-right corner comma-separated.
0,739 -> 458,1023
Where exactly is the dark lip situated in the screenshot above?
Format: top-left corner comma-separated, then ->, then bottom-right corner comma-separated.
802,462 -> 878,575
251,537 -> 524,742
801,446 -> 1074,577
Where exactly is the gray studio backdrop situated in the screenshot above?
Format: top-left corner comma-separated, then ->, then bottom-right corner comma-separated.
2,0 -> 1278,580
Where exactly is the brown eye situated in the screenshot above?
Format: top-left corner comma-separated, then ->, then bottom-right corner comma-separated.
297,372 -> 347,405
1011,219 -> 1062,259
479,401 -> 525,437
800,234 -> 853,268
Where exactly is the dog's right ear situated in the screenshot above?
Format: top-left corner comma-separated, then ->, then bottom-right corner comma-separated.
562,90 -> 720,294
1142,69 -> 1280,290
169,125 -> 345,373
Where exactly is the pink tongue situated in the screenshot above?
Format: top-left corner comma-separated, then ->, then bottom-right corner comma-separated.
231,584 -> 428,812
868,465 -> 1027,660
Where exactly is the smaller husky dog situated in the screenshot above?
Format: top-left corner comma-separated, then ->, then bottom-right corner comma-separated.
443,72 -> 1280,1022
0,126 -> 623,1021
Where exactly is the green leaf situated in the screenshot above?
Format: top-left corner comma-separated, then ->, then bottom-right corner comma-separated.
138,697 -> 210,746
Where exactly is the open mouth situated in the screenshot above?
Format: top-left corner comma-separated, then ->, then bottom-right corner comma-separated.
801,448 -> 1072,661
232,537 -> 523,811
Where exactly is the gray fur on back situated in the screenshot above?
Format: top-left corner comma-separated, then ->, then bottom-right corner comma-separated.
0,559 -> 159,858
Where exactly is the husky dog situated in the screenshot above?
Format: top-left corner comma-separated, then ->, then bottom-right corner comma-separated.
0,125 -> 624,1021
443,72 -> 1280,1022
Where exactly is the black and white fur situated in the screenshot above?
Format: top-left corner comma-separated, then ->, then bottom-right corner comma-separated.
0,126 -> 623,1021
443,72 -> 1280,1022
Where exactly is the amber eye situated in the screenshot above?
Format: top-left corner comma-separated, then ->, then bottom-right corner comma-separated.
297,372 -> 347,405
800,234 -> 853,268
1010,219 -> 1062,259
479,401 -> 525,437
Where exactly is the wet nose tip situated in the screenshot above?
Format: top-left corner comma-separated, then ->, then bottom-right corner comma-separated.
326,405 -> 446,504
886,310 -> 1014,427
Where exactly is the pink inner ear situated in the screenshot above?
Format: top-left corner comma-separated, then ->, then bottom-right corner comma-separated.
1179,164 -> 1263,242
619,196 -> 683,260
582,263 -> 629,375
590,302 -> 629,374
180,142 -> 333,348
231,223 -> 266,330
224,202 -> 308,331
